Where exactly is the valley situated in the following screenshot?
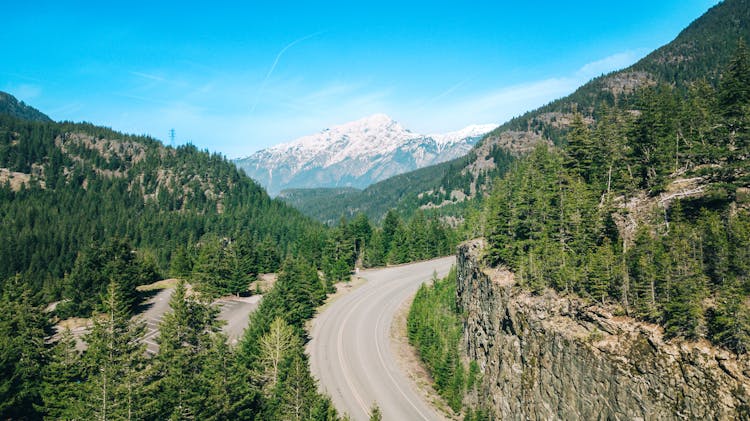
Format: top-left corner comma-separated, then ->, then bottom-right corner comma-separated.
2,0 -> 750,420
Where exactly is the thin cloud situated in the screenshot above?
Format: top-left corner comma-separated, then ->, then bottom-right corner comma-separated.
428,76 -> 474,104
406,50 -> 644,133
250,31 -> 326,113
5,83 -> 43,102
130,71 -> 166,82
576,49 -> 648,78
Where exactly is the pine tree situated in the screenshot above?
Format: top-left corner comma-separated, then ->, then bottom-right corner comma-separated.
198,333 -> 260,420
41,329 -> 86,419
275,351 -> 319,421
350,212 -> 373,260
662,219 -> 709,339
719,38 -> 750,124
363,229 -> 386,268
565,113 -> 595,182
587,240 -> 617,305
229,235 -> 257,296
369,403 -> 383,421
149,280 -> 221,419
0,276 -> 49,419
192,235 -> 233,296
381,209 -> 401,255
80,280 -> 148,420
170,245 -> 194,279
711,281 -> 750,354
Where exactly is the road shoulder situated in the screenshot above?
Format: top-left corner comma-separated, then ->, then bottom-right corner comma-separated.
390,292 -> 460,421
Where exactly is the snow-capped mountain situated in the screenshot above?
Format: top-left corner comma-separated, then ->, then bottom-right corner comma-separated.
234,114 -> 497,195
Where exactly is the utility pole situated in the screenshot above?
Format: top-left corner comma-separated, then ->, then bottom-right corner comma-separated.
169,128 -> 175,148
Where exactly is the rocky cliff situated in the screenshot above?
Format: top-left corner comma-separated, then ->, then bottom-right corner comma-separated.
456,239 -> 750,420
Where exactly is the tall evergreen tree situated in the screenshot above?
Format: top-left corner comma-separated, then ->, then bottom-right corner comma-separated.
0,277 -> 49,420
80,281 -> 148,420
41,329 -> 86,419
149,280 -> 221,419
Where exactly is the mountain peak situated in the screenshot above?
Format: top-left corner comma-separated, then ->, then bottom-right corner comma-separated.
359,113 -> 394,125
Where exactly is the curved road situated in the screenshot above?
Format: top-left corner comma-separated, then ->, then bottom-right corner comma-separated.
308,256 -> 455,421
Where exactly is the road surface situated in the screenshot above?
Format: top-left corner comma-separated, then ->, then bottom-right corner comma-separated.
141,288 -> 261,354
308,256 -> 456,421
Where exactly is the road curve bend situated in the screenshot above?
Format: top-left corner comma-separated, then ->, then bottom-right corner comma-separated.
308,256 -> 455,421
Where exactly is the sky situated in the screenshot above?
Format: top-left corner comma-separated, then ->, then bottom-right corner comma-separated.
2,0 -> 720,158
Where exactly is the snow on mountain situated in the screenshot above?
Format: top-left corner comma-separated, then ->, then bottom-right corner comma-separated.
429,124 -> 500,147
234,114 -> 497,195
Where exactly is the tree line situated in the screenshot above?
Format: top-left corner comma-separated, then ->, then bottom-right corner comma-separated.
320,210 -> 458,284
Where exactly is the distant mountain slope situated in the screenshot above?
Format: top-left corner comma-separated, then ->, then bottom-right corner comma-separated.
0,93 -> 325,304
234,114 -> 496,195
285,0 -> 748,222
277,159 -> 458,224
0,91 -> 51,122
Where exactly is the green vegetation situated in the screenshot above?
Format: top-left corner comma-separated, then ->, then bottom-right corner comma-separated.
279,147 -> 516,227
320,210 -> 457,279
484,42 -> 750,353
408,268 -> 479,413
277,156 -> 492,223
1,249 -> 340,420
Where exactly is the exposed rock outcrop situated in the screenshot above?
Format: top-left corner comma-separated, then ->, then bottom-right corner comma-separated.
456,239 -> 750,420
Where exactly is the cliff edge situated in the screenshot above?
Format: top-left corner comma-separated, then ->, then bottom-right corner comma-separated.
457,239 -> 750,420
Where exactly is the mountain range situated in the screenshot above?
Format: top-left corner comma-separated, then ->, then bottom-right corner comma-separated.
233,114 -> 496,195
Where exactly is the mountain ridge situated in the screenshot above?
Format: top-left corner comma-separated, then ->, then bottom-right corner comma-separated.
0,91 -> 52,122
234,114 -> 496,195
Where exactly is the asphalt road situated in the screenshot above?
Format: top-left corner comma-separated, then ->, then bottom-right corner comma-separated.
308,256 -> 456,421
141,288 -> 261,354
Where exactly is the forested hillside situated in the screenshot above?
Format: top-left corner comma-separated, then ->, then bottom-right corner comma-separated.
483,40 -> 750,353
0,106 -> 326,314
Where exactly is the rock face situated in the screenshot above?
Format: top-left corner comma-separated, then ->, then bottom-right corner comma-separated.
456,239 -> 750,420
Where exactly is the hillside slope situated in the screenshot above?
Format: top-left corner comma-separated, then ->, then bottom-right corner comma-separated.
0,97 -> 325,306
454,0 -> 750,197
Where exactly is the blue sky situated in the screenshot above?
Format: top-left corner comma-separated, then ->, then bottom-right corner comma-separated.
2,0 -> 719,158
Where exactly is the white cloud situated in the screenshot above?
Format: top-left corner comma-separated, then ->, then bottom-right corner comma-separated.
404,49 -> 647,134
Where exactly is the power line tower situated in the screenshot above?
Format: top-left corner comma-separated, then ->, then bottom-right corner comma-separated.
169,128 -> 175,148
